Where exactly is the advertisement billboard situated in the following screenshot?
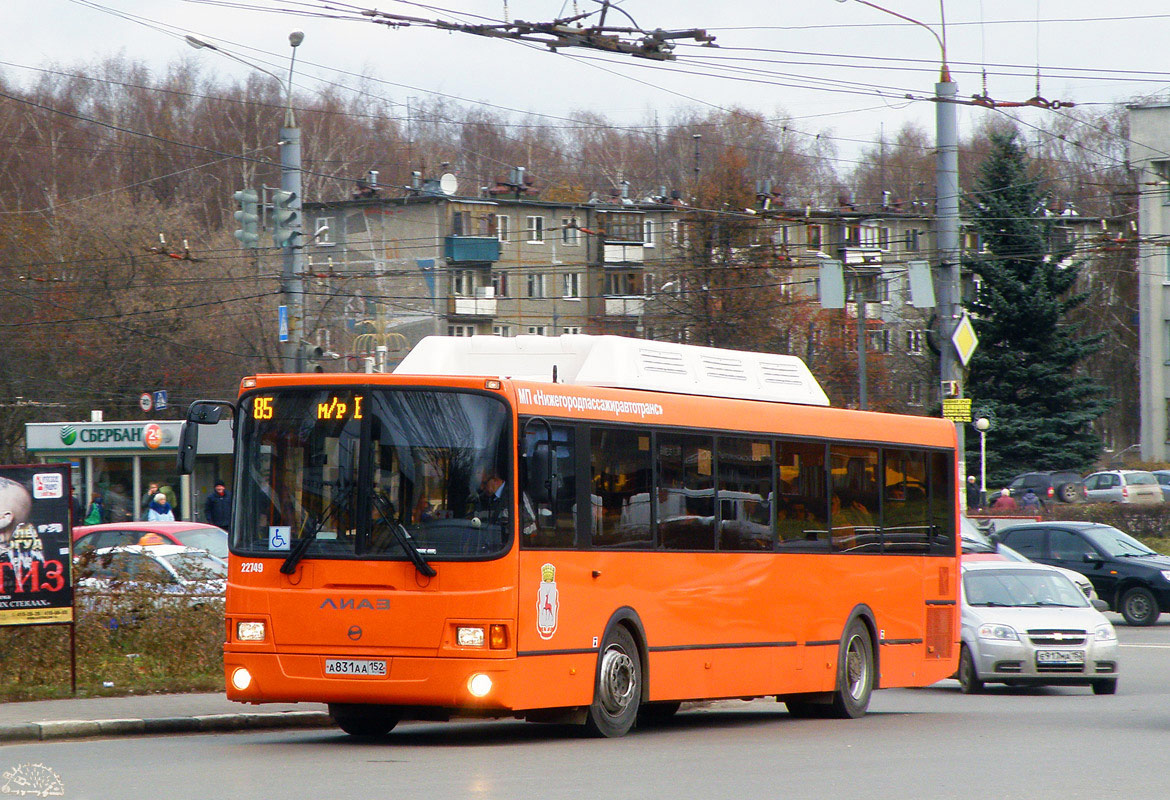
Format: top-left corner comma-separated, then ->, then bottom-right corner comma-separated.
0,464 -> 73,626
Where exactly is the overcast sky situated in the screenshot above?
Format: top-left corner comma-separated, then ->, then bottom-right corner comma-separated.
8,1 -> 1170,171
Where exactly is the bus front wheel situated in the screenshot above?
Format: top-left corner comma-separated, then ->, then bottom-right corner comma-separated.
828,618 -> 874,719
584,626 -> 642,737
329,703 -> 400,737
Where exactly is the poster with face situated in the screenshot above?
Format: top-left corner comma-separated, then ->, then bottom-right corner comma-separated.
0,464 -> 73,626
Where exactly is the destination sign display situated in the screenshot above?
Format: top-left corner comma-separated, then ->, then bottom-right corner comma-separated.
250,394 -> 366,422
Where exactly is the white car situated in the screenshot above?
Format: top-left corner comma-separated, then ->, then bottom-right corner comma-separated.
959,560 -> 1119,695
76,544 -> 226,603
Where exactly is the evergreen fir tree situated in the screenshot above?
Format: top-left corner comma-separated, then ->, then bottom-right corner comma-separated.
964,130 -> 1109,484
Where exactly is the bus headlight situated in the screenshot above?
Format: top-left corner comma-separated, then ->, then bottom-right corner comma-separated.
467,673 -> 493,698
237,621 -> 266,642
457,626 -> 486,647
231,667 -> 253,691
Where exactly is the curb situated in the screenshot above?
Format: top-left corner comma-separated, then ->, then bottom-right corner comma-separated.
0,710 -> 334,743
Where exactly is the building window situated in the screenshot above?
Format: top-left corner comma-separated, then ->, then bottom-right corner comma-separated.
807,224 -> 823,249
860,224 -> 878,246
452,270 -> 475,297
603,212 -> 643,242
526,216 -> 545,243
866,328 -> 890,353
452,210 -> 472,236
879,227 -> 891,249
495,214 -> 510,243
314,216 -> 335,245
562,326 -> 581,335
643,219 -> 656,247
527,273 -> 547,298
447,325 -> 475,337
605,272 -> 636,296
562,218 -> 580,245
492,270 -> 509,298
527,326 -> 547,336
493,324 -> 513,337
905,229 -> 920,252
906,329 -> 926,355
908,382 -> 924,406
562,272 -> 582,299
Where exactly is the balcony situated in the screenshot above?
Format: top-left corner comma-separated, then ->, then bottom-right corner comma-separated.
448,287 -> 497,318
603,295 -> 645,317
603,242 -> 644,265
445,236 -> 500,263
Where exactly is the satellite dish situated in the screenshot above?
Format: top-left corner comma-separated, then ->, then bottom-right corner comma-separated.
439,173 -> 459,196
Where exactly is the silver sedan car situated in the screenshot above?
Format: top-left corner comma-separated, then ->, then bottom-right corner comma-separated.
959,560 -> 1120,695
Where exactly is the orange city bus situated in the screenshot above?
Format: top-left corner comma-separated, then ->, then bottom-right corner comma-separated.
179,335 -> 959,738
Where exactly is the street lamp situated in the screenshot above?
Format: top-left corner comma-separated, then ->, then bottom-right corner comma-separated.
974,417 -> 990,508
836,0 -> 962,466
187,31 -> 307,372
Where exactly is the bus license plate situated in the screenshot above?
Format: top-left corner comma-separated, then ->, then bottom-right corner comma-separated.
1036,650 -> 1085,665
325,659 -> 387,676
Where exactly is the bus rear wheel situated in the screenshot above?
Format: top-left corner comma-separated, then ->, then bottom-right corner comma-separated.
328,703 -> 400,737
827,618 -> 874,719
585,626 -> 642,737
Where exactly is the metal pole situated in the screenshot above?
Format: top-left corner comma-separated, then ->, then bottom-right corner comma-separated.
857,282 -> 867,409
280,125 -> 304,373
936,74 -> 965,475
979,427 -> 987,502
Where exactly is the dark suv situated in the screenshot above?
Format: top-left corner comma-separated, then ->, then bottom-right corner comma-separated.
1006,471 -> 1087,504
995,521 -> 1170,626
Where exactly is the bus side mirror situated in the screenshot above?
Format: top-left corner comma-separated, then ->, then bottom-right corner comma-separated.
177,422 -> 199,475
177,400 -> 235,475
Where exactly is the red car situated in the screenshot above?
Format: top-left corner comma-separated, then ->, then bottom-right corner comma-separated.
73,522 -> 228,560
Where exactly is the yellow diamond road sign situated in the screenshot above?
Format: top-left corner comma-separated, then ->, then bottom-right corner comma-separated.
952,314 -> 979,367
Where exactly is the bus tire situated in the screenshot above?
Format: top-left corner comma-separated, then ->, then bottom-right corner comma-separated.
827,618 -> 874,719
328,703 -> 400,737
584,626 -> 642,737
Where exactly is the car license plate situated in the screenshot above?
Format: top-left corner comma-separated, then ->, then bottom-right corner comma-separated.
1035,649 -> 1085,665
325,658 -> 387,676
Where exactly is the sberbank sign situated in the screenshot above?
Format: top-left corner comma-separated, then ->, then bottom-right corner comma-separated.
58,423 -> 164,450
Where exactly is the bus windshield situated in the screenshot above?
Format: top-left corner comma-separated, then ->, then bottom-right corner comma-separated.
234,388 -> 512,562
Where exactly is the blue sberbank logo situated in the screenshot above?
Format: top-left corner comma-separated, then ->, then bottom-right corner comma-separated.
60,426 -> 77,446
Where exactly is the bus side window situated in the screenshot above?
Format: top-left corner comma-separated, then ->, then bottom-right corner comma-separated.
591,427 -> 653,549
775,440 -> 829,552
882,448 -> 929,553
520,423 -> 576,549
657,432 -> 715,551
929,451 -> 955,555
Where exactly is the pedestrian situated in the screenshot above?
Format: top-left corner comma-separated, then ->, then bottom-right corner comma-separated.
204,481 -> 232,529
146,492 -> 175,522
1020,488 -> 1044,513
140,482 -> 160,516
84,493 -> 106,525
966,475 -> 982,511
990,488 -> 1018,512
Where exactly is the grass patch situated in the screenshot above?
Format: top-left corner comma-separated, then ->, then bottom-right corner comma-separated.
0,589 -> 224,702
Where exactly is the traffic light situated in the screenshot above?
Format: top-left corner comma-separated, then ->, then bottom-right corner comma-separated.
271,189 -> 300,248
233,189 -> 260,248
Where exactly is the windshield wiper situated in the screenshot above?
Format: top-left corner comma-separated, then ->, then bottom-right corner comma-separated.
280,483 -> 353,575
372,492 -> 437,578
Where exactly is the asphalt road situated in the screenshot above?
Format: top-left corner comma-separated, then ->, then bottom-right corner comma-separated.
5,612 -> 1169,800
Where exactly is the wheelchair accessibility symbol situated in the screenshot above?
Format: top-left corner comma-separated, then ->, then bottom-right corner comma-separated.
269,526 -> 291,551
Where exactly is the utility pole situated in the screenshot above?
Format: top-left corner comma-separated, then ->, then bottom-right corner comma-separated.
279,31 -> 306,373
189,31 -> 305,373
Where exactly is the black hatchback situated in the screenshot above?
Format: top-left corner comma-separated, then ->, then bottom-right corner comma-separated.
995,521 -> 1170,626
1006,471 -> 1087,504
